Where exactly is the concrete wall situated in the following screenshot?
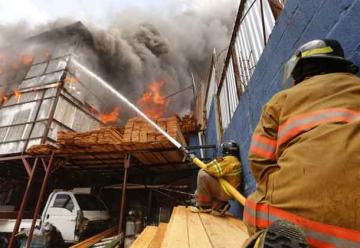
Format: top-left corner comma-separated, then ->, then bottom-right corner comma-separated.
205,0 -> 360,201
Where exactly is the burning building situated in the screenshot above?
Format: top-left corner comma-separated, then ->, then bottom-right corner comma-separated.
0,21 -> 205,247
0,22 -> 120,155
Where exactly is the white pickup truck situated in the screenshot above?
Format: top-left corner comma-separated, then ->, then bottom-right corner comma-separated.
0,190 -> 111,245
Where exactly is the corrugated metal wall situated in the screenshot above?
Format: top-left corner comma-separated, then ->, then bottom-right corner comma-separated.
217,0 -> 276,131
205,0 -> 360,204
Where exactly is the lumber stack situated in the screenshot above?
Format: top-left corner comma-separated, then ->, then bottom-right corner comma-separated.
57,127 -> 123,147
180,114 -> 200,133
122,116 -> 186,164
160,206 -> 249,248
123,116 -> 186,147
27,144 -> 57,155
27,115 -> 189,166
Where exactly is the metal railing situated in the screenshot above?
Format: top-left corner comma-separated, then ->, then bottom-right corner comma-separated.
216,0 -> 277,131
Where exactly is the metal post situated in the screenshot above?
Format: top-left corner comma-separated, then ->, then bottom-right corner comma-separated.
41,81 -> 63,144
23,89 -> 46,152
147,189 -> 152,221
260,0 -> 267,46
25,152 -> 55,248
8,158 -> 39,248
118,154 -> 130,235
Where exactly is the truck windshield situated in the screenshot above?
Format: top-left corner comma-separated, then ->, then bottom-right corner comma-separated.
74,194 -> 107,211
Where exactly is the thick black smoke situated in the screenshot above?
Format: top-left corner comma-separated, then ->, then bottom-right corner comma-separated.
0,0 -> 239,116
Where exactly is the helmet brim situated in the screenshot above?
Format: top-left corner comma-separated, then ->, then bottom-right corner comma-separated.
283,55 -> 353,84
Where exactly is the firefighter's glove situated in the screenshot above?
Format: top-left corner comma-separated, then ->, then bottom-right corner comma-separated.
181,147 -> 196,162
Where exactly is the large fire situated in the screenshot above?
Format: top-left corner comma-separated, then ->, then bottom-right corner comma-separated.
20,54 -> 33,65
99,107 -> 121,124
11,62 -> 19,71
137,80 -> 167,119
64,75 -> 79,84
14,89 -> 22,101
1,95 -> 8,105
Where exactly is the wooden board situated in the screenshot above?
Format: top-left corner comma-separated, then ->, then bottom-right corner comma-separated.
130,226 -> 158,248
157,206 -> 249,248
227,216 -> 249,234
161,206 -> 189,248
148,223 -> 168,248
187,210 -> 213,248
69,227 -> 117,248
199,212 -> 249,247
27,115 -> 190,166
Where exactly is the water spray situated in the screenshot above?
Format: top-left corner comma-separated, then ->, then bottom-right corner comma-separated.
70,58 -> 183,150
70,58 -> 246,206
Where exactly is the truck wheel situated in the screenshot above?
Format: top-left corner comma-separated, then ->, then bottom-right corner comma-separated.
0,235 -> 8,248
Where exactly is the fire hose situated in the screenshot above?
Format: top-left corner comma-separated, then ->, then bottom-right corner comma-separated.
71,58 -> 246,206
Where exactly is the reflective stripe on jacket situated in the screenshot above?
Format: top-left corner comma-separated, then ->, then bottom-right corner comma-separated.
248,73 -> 360,233
203,155 -> 241,197
244,198 -> 360,248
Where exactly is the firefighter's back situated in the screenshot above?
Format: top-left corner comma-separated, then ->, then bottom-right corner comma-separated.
269,72 -> 360,230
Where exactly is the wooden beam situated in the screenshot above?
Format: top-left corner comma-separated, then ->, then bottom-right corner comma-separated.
188,211 -> 212,247
199,212 -> 248,247
148,223 -> 167,248
161,206 -> 189,248
69,226 -> 117,248
130,226 -> 158,248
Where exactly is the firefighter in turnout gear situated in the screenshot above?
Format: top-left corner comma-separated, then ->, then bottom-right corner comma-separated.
244,39 -> 360,248
190,141 -> 242,216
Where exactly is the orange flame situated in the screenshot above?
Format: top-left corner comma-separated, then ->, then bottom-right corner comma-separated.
1,96 -> 8,105
11,62 -> 19,70
64,75 -> 79,84
137,80 -> 167,119
99,107 -> 120,124
14,89 -> 21,101
20,54 -> 33,65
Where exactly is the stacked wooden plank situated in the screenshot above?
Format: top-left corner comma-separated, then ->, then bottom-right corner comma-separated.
180,114 -> 200,133
130,206 -> 249,248
122,116 -> 186,165
27,115 -> 189,167
57,127 -> 123,147
129,223 -> 167,248
160,206 -> 249,248
26,144 -> 57,155
123,116 -> 186,147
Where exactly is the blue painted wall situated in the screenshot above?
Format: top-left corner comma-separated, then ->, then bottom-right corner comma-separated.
204,0 -> 360,213
204,98 -> 219,158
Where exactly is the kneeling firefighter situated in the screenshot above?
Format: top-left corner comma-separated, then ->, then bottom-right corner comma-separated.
189,141 -> 242,216
244,39 -> 360,247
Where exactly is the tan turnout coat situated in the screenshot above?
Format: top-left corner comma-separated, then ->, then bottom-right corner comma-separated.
247,72 -> 360,232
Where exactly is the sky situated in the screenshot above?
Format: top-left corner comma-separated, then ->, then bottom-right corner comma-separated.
0,0 -> 161,26
0,0 -> 225,27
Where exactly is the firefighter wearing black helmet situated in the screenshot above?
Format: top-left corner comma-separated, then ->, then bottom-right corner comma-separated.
243,39 -> 360,248
190,141 -> 242,216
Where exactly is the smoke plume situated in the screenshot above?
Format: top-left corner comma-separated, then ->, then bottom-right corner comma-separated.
0,0 -> 239,116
